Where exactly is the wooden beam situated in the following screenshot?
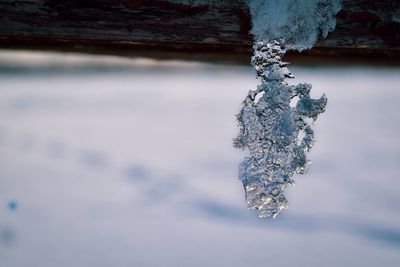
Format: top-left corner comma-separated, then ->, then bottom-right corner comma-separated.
0,0 -> 399,63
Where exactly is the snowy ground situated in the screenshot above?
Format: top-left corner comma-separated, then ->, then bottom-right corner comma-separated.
0,52 -> 399,267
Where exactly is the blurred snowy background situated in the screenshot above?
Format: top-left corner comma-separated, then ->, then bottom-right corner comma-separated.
0,51 -> 399,267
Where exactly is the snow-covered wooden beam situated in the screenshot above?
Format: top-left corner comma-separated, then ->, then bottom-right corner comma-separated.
0,0 -> 399,63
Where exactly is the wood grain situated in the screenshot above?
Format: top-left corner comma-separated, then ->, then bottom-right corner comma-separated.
0,0 -> 399,63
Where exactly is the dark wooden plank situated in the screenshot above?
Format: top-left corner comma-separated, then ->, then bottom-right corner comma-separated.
0,0 -> 399,63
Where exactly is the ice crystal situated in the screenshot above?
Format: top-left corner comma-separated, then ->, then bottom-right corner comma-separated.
234,40 -> 327,218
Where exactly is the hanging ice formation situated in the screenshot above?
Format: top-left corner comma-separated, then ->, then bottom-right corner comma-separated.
234,0 -> 341,218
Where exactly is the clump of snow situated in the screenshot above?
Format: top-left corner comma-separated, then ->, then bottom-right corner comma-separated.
246,0 -> 342,51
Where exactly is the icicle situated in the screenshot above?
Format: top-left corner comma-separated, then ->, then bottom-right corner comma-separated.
234,40 -> 327,218
235,0 -> 341,218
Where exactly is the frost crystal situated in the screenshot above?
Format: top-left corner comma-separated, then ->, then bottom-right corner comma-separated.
234,40 -> 327,218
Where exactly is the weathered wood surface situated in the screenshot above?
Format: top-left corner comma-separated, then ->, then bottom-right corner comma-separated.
0,0 -> 399,63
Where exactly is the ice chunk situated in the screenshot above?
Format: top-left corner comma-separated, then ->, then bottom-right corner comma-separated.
235,40 -> 327,218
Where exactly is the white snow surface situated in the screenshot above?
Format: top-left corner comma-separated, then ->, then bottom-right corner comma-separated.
0,51 -> 400,267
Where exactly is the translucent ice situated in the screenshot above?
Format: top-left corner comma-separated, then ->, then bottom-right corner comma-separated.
233,0 -> 340,218
234,40 -> 327,218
